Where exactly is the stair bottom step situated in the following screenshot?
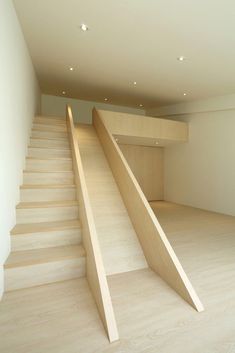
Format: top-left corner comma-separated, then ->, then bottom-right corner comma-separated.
4,245 -> 85,291
5,258 -> 85,291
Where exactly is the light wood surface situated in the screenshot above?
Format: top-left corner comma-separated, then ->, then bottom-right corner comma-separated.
30,137 -> 70,148
28,146 -> 71,158
5,114 -> 84,294
66,105 -> 119,342
16,200 -> 79,224
20,184 -> 76,202
31,129 -> 68,139
119,144 -> 164,201
93,108 -> 204,312
11,220 -> 81,251
1,204 -> 235,353
33,123 -> 68,132
5,245 -> 85,291
26,157 -> 72,171
98,110 -> 188,146
23,171 -> 74,185
76,124 -> 148,275
5,245 -> 85,268
34,116 -> 67,125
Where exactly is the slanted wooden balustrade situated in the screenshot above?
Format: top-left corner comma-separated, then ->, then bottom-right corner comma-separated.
93,108 -> 204,313
66,105 -> 119,342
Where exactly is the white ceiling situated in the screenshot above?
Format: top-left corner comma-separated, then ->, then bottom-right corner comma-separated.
14,0 -> 235,109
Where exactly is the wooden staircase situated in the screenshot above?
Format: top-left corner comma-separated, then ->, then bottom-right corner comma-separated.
4,116 -> 86,292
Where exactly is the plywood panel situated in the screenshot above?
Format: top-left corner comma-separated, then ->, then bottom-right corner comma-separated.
97,110 -> 188,145
93,108 -> 203,312
119,144 -> 164,201
66,106 -> 119,342
76,125 -> 148,275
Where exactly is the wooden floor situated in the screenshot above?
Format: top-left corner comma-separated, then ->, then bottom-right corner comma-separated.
1,201 -> 235,353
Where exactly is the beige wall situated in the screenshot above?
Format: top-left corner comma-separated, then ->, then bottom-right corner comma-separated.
148,100 -> 235,216
41,94 -> 145,124
0,0 -> 41,297
119,144 -> 164,201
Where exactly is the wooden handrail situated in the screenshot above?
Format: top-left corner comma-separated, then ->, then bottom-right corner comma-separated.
66,105 -> 119,342
93,108 -> 204,312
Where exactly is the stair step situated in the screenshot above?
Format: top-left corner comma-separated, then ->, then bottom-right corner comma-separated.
25,157 -> 73,172
11,226 -> 81,250
4,245 -> 86,291
23,171 -> 74,185
28,146 -> 71,158
16,200 -> 79,224
31,129 -> 68,139
34,116 -> 66,125
33,123 -> 68,133
20,184 -> 76,202
30,137 -> 69,148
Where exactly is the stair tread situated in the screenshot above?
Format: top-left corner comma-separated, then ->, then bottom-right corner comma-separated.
30,136 -> 68,141
16,200 -> 78,209
26,156 -> 72,161
23,170 -> 73,174
36,116 -> 66,121
32,126 -> 67,132
11,219 -> 81,235
5,245 -> 85,269
28,146 -> 70,151
34,119 -> 66,126
20,184 -> 76,189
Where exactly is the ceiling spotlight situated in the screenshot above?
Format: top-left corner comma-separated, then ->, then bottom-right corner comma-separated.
104,98 -> 108,101
155,141 -> 159,145
133,81 -> 137,85
183,93 -> 187,96
69,67 -> 74,71
177,56 -> 185,61
139,104 -> 143,107
80,23 -> 89,31
62,91 -> 66,95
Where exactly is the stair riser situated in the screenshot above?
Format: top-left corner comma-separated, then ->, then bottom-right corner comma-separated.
23,172 -> 74,185
5,258 -> 86,291
35,117 -> 66,125
20,188 -> 76,202
31,130 -> 68,139
30,138 -> 69,148
33,124 -> 68,132
28,148 -> 71,158
26,159 -> 73,171
11,229 -> 82,251
16,205 -> 79,224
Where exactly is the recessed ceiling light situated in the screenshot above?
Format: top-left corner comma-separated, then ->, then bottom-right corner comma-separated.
69,67 -> 74,71
183,93 -> 187,96
133,81 -> 137,85
104,98 -> 108,101
177,56 -> 185,61
80,23 -> 89,31
62,91 -> 66,95
139,104 -> 143,107
155,141 -> 159,145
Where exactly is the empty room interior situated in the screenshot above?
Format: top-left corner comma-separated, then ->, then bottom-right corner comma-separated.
1,1 -> 235,352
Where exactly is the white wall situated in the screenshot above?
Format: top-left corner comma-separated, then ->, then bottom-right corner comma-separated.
0,0 -> 41,297
148,99 -> 235,216
41,94 -> 145,124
